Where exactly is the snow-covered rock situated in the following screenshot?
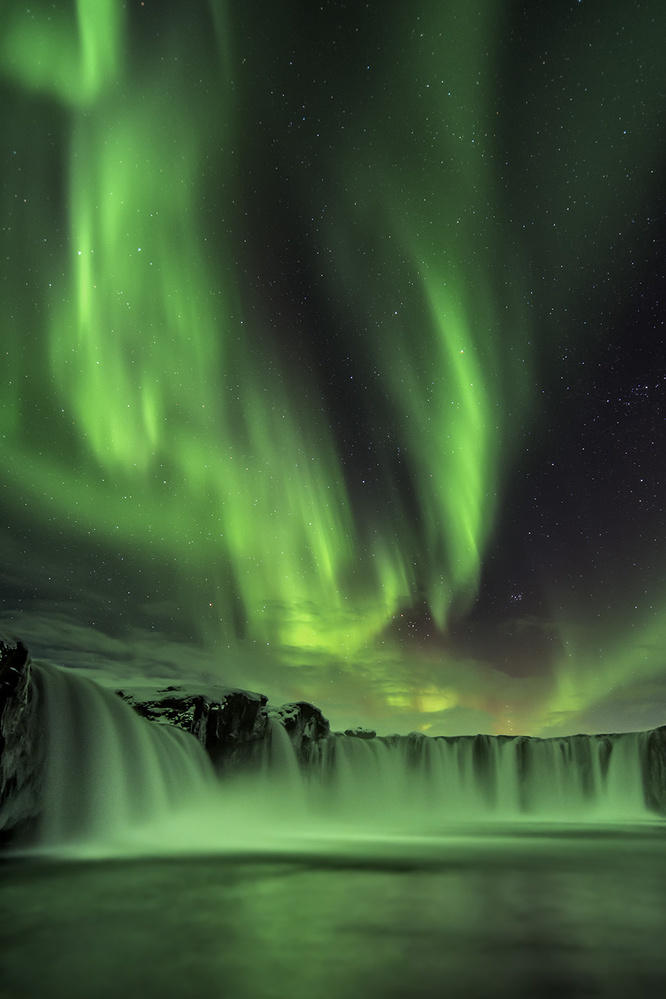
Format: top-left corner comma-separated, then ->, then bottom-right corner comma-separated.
268,701 -> 330,760
117,685 -> 270,772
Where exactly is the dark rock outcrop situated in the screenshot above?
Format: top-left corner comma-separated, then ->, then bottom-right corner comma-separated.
344,727 -> 377,740
643,726 -> 666,813
0,635 -> 41,843
268,701 -> 330,761
118,690 -> 331,770
117,686 -> 270,772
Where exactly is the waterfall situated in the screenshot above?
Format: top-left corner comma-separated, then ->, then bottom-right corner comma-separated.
31,662 -> 215,849
314,731 -> 651,826
10,664 -> 658,857
247,729 -> 653,837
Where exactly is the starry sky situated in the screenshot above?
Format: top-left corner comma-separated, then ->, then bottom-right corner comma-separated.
1,0 -> 665,737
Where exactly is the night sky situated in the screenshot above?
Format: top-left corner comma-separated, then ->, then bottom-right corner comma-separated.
1,0 -> 665,737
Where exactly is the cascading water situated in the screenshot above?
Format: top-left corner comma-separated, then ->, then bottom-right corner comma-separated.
30,662 -> 215,850
15,664 -> 659,858
303,731 -> 652,830
131,723 -> 658,859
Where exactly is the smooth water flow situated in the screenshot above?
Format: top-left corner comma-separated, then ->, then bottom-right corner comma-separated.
307,730 -> 650,828
23,666 -> 656,856
32,662 -> 215,848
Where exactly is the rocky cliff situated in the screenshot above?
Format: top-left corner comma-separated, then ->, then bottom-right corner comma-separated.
117,686 -> 330,770
0,635 -> 43,844
0,635 -> 331,842
644,726 -> 666,814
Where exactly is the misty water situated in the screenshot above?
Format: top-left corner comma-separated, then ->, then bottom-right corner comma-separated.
4,831 -> 666,999
3,664 -> 666,997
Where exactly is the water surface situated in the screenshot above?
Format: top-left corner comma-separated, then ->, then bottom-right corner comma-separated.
2,826 -> 665,999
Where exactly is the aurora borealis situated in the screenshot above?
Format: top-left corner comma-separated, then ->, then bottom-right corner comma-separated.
1,0 -> 664,737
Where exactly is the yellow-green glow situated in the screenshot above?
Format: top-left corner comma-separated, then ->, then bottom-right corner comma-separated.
0,0 -> 123,106
0,0 -> 412,661
394,272 -> 499,625
0,0 -> 526,668
321,0 -> 526,627
1,0 -> 663,739
539,604 -> 666,734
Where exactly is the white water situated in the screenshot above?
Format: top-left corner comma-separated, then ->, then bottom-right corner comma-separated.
307,730 -> 650,829
21,667 -> 659,857
31,662 -> 215,849
124,725 -> 657,858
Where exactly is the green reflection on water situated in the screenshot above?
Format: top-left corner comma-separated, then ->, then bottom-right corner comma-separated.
2,830 -> 666,999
